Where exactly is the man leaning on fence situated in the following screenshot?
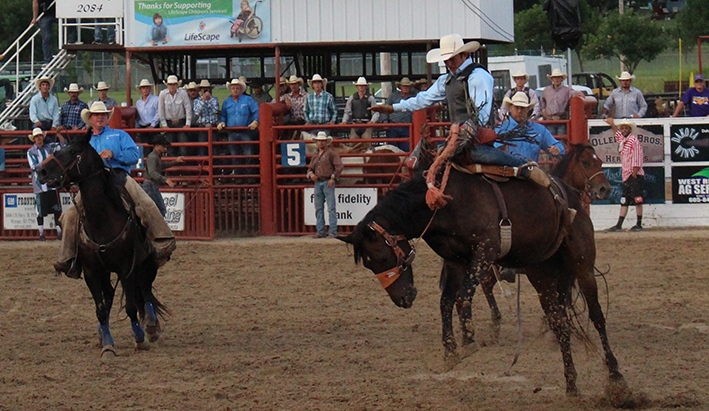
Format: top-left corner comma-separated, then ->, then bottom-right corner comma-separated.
341,77 -> 380,140
194,80 -> 219,157
602,71 -> 647,119
29,77 -> 60,131
305,74 -> 337,126
159,75 -> 192,156
218,78 -> 259,177
136,79 -> 160,129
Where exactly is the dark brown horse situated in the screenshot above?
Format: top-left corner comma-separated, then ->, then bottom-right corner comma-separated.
39,131 -> 167,358
339,154 -> 624,396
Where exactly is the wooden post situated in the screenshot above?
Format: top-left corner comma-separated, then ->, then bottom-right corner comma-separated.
126,50 -> 133,106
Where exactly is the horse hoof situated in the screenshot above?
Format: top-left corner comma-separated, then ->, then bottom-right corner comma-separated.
146,326 -> 161,343
605,378 -> 637,408
443,352 -> 460,372
100,345 -> 116,361
135,340 -> 150,351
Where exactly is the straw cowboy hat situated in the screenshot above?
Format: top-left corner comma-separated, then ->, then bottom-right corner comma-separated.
616,71 -> 636,81
307,74 -> 328,88
238,76 -> 250,85
353,77 -> 370,86
313,131 -> 333,143
426,34 -> 480,64
512,70 -> 529,80
135,79 -> 154,90
503,91 -> 536,109
34,76 -> 55,90
225,78 -> 247,93
279,76 -> 288,85
80,101 -> 114,124
287,75 -> 303,85
163,75 -> 181,86
617,118 -> 635,130
396,77 -> 414,86
63,83 -> 84,94
183,81 -> 198,90
198,79 -> 213,88
27,127 -> 44,141
94,81 -> 111,91
547,68 -> 567,79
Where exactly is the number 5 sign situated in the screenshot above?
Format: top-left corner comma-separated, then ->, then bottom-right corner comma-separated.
282,142 -> 306,167
57,0 -> 123,18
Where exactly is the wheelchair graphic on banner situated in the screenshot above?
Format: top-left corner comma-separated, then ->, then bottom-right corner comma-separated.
230,0 -> 264,42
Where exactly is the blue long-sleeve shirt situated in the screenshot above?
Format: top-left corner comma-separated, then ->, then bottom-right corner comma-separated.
220,95 -> 259,127
90,126 -> 140,173
29,93 -> 61,127
136,94 -> 160,127
392,58 -> 494,125
494,118 -> 565,162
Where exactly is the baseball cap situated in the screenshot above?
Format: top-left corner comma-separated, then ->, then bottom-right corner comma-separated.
695,74 -> 705,82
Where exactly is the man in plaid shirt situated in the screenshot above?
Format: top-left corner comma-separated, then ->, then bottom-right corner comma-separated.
305,74 -> 337,125
193,80 -> 219,157
605,118 -> 645,232
60,83 -> 88,130
280,75 -> 307,125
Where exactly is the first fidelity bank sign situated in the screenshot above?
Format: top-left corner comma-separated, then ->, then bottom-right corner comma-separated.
303,188 -> 377,226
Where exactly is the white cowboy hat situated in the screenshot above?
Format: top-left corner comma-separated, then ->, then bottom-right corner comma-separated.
426,34 -> 480,64
313,131 -> 333,143
239,76 -> 250,85
225,78 -> 247,93
547,68 -> 567,79
94,81 -> 111,90
353,77 -> 370,86
617,118 -> 635,130
198,79 -> 213,88
396,77 -> 414,86
502,91 -> 536,109
287,75 -> 303,85
307,74 -> 328,88
183,81 -> 198,90
163,75 -> 181,86
512,70 -> 529,80
27,127 -> 44,141
34,76 -> 55,90
80,101 -> 114,124
616,71 -> 636,81
63,83 -> 84,93
135,79 -> 154,90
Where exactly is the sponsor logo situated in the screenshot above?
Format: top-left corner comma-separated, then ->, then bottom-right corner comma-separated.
5,195 -> 17,208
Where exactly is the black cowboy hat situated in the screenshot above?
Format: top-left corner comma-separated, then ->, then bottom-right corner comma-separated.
151,134 -> 171,146
250,78 -> 266,88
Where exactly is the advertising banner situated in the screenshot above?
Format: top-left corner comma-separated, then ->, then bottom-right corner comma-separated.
589,124 -> 664,164
303,187 -> 377,226
592,167 -> 665,205
671,166 -> 709,204
127,0 -> 271,48
669,124 -> 709,162
56,0 -> 124,18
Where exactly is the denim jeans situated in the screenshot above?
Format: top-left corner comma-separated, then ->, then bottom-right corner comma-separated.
227,130 -> 259,175
94,19 -> 116,42
386,127 -> 411,152
142,180 -> 166,217
314,180 -> 337,237
468,144 -> 526,167
165,119 -> 187,157
38,13 -> 55,62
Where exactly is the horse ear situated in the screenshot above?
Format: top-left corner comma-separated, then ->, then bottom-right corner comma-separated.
76,129 -> 92,146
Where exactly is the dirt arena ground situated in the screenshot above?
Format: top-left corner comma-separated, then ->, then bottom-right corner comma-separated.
1,229 -> 708,410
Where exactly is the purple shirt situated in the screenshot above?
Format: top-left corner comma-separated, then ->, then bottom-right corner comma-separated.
680,87 -> 709,117
540,85 -> 577,119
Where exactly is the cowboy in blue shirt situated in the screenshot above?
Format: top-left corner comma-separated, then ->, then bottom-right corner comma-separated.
217,78 -> 259,176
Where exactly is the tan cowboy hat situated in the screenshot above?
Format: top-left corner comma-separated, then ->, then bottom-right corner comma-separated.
426,34 -> 480,64
616,71 -> 636,81
353,77 -> 370,86
395,77 -> 414,87
287,75 -> 303,85
94,81 -> 111,91
198,79 -> 213,88
307,74 -> 328,88
80,101 -> 114,124
503,91 -> 536,109
239,76 -> 250,85
163,75 -> 181,86
512,70 -> 529,80
313,131 -> 333,143
27,127 -> 44,141
225,78 -> 247,93
547,68 -> 567,79
135,78 -> 154,90
617,118 -> 635,130
279,76 -> 288,85
183,81 -> 198,90
63,83 -> 84,94
34,76 -> 55,90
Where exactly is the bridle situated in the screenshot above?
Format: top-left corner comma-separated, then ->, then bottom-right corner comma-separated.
367,221 -> 416,289
43,146 -> 104,189
573,146 -> 605,197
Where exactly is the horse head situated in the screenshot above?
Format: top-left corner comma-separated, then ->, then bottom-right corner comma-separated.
555,143 -> 611,201
39,131 -> 102,189
339,221 -> 417,308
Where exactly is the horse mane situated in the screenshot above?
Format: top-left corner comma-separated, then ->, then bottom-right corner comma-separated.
552,143 -> 590,178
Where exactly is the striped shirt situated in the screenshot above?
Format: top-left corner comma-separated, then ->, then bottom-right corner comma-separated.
194,96 -> 219,126
616,130 -> 644,181
603,87 -> 647,118
305,90 -> 337,124
27,142 -> 62,193
60,99 -> 88,129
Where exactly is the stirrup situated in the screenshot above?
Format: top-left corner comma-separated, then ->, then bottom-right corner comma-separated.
522,164 -> 550,187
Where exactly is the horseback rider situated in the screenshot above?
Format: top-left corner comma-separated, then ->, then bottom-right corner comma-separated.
54,101 -> 177,278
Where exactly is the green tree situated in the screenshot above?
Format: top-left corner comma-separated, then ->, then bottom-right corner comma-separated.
0,0 -> 34,55
582,10 -> 669,73
513,4 -> 555,54
676,0 -> 709,46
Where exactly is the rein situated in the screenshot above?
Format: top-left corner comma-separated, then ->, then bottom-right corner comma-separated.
367,221 -> 416,289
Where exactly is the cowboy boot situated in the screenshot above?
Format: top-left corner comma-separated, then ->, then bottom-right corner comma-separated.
519,164 -> 551,187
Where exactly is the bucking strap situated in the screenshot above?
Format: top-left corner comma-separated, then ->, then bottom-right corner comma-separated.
484,178 -> 513,259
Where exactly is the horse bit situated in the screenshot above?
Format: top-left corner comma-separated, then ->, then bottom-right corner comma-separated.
367,221 -> 416,289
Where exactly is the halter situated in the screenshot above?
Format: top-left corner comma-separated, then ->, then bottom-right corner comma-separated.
43,146 -> 104,189
367,221 -> 416,289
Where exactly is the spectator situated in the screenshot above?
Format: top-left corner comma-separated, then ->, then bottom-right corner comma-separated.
499,70 -> 541,121
31,0 -> 76,63
385,77 -> 417,151
306,132 -> 343,238
0,69 -> 15,101
540,68 -> 583,135
342,77 -> 380,140
305,74 -> 337,126
218,78 -> 259,177
88,82 -> 118,108
194,79 -> 219,157
239,76 -> 251,96
60,83 -> 88,130
93,19 -> 116,45
602,71 -> 647,119
135,79 -> 159,129
280,75 -> 307,125
278,76 -> 289,97
672,74 -> 709,118
605,118 -> 644,232
143,134 -> 184,216
414,78 -> 430,92
183,81 -> 201,155
29,76 -> 60,130
159,75 -> 192,156
250,78 -> 273,105
26,127 -> 64,240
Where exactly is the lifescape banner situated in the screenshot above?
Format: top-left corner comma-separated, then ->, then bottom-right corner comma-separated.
126,0 -> 271,47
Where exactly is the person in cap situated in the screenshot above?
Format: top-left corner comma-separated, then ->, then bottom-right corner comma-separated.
54,101 -> 176,278
672,74 -> 709,118
60,83 -> 88,130
88,81 -> 118,109
306,132 -> 343,238
604,118 -> 644,232
218,78 -> 259,175
370,34 -> 494,127
602,71 -> 647,119
495,91 -> 564,163
26,127 -> 65,240
135,79 -> 159,128
540,68 -> 584,135
142,134 -> 185,216
159,75 -> 192,156
341,77 -> 380,140
304,74 -> 337,126
280,75 -> 307,125
29,77 -> 60,130
384,77 -> 418,151
193,79 -> 219,157
250,78 -> 273,105
498,70 -> 541,121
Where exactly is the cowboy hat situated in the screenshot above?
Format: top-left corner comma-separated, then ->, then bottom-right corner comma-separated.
225,78 -> 247,93
426,34 -> 480,64
396,77 -> 414,86
183,81 -> 198,90
63,83 -> 84,93
512,70 -> 529,80
502,91 -> 536,109
238,76 -> 250,85
136,79 -> 154,89
617,118 -> 635,130
94,81 -> 111,90
279,76 -> 288,85
34,76 -> 55,90
198,79 -> 213,88
313,131 -> 333,143
80,101 -> 114,124
150,133 -> 171,146
353,77 -> 370,86
307,74 -> 328,88
287,75 -> 303,85
616,71 -> 636,81
27,127 -> 44,141
163,75 -> 181,86
547,68 -> 567,79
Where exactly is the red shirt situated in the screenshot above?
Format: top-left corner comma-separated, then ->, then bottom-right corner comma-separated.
615,130 -> 644,181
